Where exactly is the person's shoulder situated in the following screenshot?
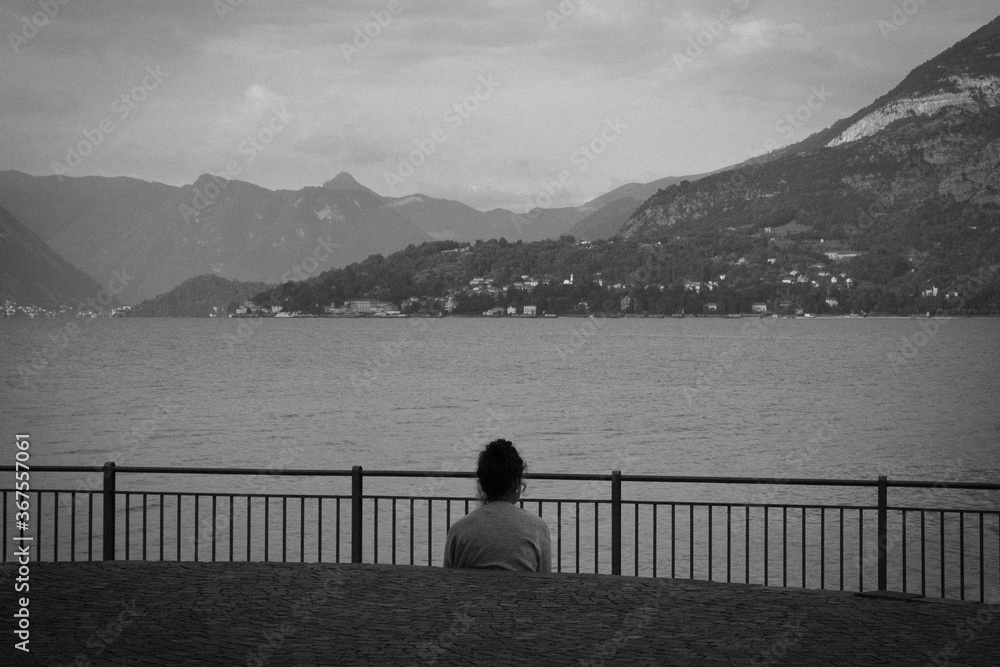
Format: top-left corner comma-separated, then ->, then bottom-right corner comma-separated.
448,506 -> 484,531
511,505 -> 549,527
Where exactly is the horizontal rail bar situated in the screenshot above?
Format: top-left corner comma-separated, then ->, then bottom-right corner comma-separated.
0,465 -> 352,476
619,475 -> 882,486
0,490 -> 353,501
0,465 -> 105,473
890,506 -> 1000,514
634,500 -> 879,511
885,481 -> 1000,491
2,490 -> 891,513
119,467 -> 356,476
362,471 -> 615,482
353,470 -> 476,479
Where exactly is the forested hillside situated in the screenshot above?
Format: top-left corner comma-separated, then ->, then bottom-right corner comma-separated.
250,235 -> 999,317
131,275 -> 271,317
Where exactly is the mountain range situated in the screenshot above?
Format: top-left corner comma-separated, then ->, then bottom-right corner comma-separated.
0,166 -> 706,305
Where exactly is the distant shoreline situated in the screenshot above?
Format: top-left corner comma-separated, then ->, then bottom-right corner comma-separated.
219,313 -> 997,320
4,312 -> 998,320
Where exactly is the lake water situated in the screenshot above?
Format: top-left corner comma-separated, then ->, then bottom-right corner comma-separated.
4,316 -> 998,481
2,316 -> 998,594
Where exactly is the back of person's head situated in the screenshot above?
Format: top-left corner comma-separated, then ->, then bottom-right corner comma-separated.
476,439 -> 525,502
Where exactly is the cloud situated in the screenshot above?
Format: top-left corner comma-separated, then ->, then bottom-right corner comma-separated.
725,19 -> 813,53
293,123 -> 395,166
664,15 -> 857,113
242,84 -> 286,114
0,81 -> 81,118
200,83 -> 290,145
2,1 -> 999,204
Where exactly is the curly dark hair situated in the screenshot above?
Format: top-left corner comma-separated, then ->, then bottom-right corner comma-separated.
476,439 -> 526,502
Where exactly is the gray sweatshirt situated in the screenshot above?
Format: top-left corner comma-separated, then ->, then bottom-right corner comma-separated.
443,501 -> 552,573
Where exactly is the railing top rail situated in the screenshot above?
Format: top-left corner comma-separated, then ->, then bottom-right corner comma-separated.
360,470 -> 475,479
0,465 -> 105,473
116,467 -> 356,476
886,480 -> 1000,491
1,465 -> 997,491
0,465 -> 355,476
619,474 -> 879,486
365,471 -> 614,482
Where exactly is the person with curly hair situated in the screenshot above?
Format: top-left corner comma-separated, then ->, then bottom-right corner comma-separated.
443,439 -> 552,573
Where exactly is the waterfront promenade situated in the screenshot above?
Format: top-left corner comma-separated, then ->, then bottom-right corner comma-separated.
3,561 -> 998,666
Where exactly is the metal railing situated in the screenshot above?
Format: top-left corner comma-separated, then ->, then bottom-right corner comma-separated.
3,464 -> 998,602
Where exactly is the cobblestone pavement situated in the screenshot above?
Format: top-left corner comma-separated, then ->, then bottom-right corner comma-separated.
2,562 -> 998,666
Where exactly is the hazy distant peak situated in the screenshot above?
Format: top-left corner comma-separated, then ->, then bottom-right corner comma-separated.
323,172 -> 365,190
192,173 -> 229,188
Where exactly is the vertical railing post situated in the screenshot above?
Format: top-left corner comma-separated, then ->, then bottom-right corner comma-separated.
611,470 -> 621,576
102,461 -> 116,561
877,475 -> 887,591
351,466 -> 363,564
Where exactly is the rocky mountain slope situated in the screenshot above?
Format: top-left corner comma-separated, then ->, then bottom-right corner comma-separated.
565,197 -> 642,241
0,204 -> 104,308
620,14 -> 1000,281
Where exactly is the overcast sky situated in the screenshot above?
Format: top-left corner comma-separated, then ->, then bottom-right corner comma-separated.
1,1 -> 997,212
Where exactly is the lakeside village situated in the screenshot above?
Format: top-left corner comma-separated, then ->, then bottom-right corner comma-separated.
232,260 -> 900,320
3,243 -> 966,319
1,300 -> 132,318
